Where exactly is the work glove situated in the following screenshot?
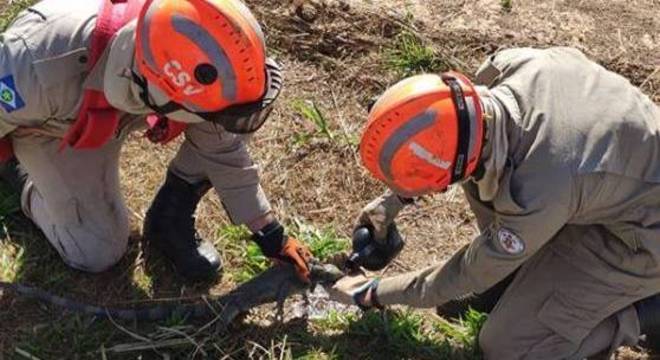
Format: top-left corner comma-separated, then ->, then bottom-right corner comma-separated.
357,190 -> 412,241
252,220 -> 313,283
328,273 -> 381,311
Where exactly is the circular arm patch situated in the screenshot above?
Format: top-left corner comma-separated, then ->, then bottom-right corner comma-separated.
497,228 -> 525,255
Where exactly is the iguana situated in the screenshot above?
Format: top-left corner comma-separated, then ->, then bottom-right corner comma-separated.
0,261 -> 344,326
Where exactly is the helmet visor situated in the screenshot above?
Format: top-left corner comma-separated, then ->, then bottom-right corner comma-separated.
136,58 -> 283,134
197,101 -> 275,134
186,57 -> 283,133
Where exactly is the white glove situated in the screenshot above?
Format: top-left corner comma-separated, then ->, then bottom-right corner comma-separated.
328,273 -> 380,309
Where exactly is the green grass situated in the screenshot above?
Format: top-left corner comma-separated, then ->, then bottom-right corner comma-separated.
217,224 -> 267,283
288,220 -> 350,262
501,0 -> 513,12
292,100 -> 335,144
0,0 -> 35,32
218,221 -> 349,283
290,100 -> 360,147
299,308 -> 485,359
14,315 -> 120,359
436,309 -> 488,358
385,32 -> 450,77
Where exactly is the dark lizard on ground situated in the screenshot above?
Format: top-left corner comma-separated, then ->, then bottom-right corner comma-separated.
0,261 -> 344,326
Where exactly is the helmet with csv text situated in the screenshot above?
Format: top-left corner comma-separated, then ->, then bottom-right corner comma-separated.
360,72 -> 484,197
135,0 -> 281,133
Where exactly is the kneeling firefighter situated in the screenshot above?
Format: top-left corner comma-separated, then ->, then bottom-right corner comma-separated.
0,0 -> 311,283
330,47 -> 660,357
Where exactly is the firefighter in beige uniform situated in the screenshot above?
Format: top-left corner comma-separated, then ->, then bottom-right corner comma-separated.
330,47 -> 660,357
0,0 -> 313,283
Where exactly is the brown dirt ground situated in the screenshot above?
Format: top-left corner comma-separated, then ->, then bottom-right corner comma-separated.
0,0 -> 659,358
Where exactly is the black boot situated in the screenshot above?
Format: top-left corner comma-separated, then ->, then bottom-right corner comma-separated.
437,270 -> 516,319
144,171 -> 222,283
634,294 -> 660,350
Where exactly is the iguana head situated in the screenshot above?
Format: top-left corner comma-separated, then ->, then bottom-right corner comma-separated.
308,261 -> 345,286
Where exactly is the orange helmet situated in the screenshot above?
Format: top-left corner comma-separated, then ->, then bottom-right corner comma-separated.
135,0 -> 267,115
360,72 -> 484,196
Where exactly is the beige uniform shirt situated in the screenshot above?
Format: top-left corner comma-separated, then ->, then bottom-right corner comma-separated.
377,47 -> 660,307
0,0 -> 271,225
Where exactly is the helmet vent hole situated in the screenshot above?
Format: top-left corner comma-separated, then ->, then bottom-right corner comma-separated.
194,63 -> 218,85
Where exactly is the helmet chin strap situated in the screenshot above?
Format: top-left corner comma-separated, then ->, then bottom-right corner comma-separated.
130,70 -> 186,116
441,75 -> 472,184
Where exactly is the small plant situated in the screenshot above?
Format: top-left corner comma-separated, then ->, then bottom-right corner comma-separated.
0,243 -> 23,281
296,348 -> 340,360
312,309 -> 357,332
218,222 -> 349,282
342,310 -> 454,358
385,32 -> 449,76
234,242 -> 270,283
501,0 -> 513,13
292,100 -> 335,144
217,224 -> 269,283
436,308 -> 487,358
163,310 -> 189,328
289,220 -> 350,262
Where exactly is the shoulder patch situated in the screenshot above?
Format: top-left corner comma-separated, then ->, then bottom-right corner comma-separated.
0,75 -> 25,113
497,228 -> 525,255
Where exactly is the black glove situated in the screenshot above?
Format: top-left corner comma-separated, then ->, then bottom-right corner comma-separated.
346,223 -> 404,271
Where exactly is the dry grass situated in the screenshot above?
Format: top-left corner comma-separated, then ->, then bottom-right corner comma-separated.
0,0 -> 658,358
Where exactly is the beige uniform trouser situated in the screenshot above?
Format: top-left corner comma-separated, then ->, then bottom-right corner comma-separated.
12,133 -> 129,273
10,120 -> 270,273
479,225 -> 647,359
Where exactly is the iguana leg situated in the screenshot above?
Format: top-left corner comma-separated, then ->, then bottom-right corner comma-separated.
274,283 -> 291,322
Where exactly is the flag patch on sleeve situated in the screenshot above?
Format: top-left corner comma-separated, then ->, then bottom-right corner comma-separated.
0,75 -> 25,113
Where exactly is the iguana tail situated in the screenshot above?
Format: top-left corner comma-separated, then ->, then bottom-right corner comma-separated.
0,261 -> 344,323
0,281 -> 212,321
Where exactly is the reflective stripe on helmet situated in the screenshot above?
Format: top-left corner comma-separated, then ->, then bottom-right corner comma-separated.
139,1 -> 159,72
409,142 -> 451,170
171,15 -> 238,106
466,96 -> 479,162
379,110 -> 437,181
224,0 -> 265,53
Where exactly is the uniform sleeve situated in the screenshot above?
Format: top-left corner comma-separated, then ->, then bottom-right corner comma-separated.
376,170 -> 575,308
474,47 -> 549,87
0,29 -> 53,134
169,121 -> 271,225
